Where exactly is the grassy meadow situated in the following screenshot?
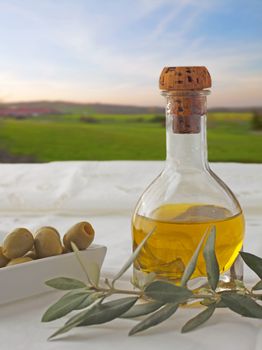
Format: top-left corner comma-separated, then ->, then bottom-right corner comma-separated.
0,111 -> 261,163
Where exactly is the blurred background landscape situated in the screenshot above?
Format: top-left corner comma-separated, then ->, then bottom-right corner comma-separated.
0,0 -> 261,163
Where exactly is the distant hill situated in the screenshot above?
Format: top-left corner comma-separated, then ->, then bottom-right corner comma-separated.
1,101 -> 164,115
0,100 -> 260,115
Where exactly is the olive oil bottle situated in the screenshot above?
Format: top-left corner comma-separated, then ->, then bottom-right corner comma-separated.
132,67 -> 245,287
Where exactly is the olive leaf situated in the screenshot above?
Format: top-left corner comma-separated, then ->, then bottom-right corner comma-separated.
252,280 -> 262,291
49,312 -> 89,340
215,300 -> 227,308
49,297 -> 138,339
112,227 -> 156,284
64,299 -> 100,325
42,290 -> 90,322
221,293 -> 262,318
74,292 -> 103,310
203,227 -> 219,290
144,280 -> 193,303
67,297 -> 138,327
181,304 -> 216,333
129,303 -> 178,336
78,297 -> 138,326
45,277 -> 86,290
240,252 -> 262,279
180,227 -> 210,287
85,262 -> 100,287
121,301 -> 164,318
71,242 -> 94,286
201,298 -> 226,308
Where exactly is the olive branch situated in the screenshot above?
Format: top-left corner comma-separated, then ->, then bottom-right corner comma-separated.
42,226 -> 262,340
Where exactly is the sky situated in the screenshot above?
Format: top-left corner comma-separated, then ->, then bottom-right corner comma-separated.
0,0 -> 261,107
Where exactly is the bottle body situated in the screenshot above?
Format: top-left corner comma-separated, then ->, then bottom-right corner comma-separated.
132,90 -> 245,287
132,203 -> 244,283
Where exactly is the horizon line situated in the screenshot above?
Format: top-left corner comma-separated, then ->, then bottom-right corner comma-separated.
1,99 -> 262,111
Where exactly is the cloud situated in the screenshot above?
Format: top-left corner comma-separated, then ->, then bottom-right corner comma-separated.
0,0 -> 261,106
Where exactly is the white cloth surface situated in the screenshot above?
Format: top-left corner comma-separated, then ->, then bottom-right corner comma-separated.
0,161 -> 261,350
0,161 -> 261,216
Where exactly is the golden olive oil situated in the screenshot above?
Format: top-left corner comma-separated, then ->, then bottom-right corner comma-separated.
132,203 -> 244,281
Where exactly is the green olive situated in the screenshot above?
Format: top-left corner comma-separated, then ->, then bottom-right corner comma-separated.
34,226 -> 63,258
7,257 -> 33,266
39,226 -> 60,239
63,221 -> 95,251
0,246 -> 9,267
2,228 -> 34,259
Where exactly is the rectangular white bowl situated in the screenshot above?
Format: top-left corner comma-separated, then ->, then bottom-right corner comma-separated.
0,244 -> 107,305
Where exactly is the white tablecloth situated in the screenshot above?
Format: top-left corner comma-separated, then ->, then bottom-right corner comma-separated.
0,161 -> 261,350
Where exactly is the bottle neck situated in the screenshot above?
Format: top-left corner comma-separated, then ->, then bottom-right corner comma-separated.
163,90 -> 210,172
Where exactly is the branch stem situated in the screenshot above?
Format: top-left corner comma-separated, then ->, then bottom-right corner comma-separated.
91,286 -> 143,297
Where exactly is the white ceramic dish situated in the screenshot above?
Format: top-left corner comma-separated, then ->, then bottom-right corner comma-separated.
0,244 -> 107,305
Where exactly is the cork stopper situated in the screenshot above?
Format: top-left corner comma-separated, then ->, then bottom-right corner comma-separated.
159,66 -> 211,91
159,66 -> 211,134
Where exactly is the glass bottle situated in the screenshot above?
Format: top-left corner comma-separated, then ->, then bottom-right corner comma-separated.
132,66 -> 245,288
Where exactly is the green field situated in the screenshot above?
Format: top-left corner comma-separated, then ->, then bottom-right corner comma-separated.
0,112 -> 261,163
